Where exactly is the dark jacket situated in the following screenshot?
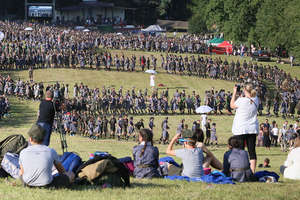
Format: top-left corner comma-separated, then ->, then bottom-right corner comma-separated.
223,148 -> 253,182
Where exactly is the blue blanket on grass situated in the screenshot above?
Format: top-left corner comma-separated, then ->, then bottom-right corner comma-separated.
165,171 -> 235,184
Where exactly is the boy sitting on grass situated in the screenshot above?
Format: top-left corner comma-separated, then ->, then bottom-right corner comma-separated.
19,124 -> 74,187
166,129 -> 222,178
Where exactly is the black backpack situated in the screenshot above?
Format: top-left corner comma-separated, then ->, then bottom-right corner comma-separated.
76,155 -> 130,188
0,134 -> 28,177
0,134 -> 28,161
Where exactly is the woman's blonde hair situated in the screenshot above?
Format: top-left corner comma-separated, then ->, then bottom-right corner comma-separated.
245,83 -> 257,97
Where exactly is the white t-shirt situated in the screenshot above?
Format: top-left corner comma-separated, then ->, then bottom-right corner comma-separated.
284,147 -> 300,180
272,127 -> 279,136
232,97 -> 259,135
201,114 -> 207,130
150,75 -> 155,87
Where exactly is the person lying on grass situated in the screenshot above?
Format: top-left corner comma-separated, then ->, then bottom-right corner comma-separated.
133,128 -> 161,178
223,136 -> 253,182
166,129 -> 222,178
280,130 -> 300,180
19,124 -> 74,187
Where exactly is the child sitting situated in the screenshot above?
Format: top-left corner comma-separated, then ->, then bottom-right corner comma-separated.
258,158 -> 271,168
133,129 -> 161,178
280,131 -> 300,180
223,136 -> 253,182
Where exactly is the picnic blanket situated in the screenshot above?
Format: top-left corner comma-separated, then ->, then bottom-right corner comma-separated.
165,171 -> 235,184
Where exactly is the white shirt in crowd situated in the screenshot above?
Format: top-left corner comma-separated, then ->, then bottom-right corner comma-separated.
272,127 -> 279,136
232,96 -> 259,135
294,123 -> 298,131
284,147 -> 300,180
150,75 -> 155,87
201,114 -> 207,130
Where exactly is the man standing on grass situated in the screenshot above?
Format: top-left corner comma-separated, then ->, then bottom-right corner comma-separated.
37,90 -> 55,146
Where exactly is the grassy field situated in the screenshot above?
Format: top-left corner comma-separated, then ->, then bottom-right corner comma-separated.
0,55 -> 300,200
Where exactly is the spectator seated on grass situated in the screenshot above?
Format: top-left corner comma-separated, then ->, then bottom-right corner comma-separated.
223,136 -> 253,182
133,129 -> 161,178
280,130 -> 300,180
19,124 -> 74,187
166,129 -> 222,178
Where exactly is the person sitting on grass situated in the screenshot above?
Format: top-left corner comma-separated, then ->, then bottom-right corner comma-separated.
258,158 -> 271,168
19,124 -> 74,187
223,136 -> 253,182
133,129 -> 161,178
280,130 -> 300,180
166,129 -> 222,178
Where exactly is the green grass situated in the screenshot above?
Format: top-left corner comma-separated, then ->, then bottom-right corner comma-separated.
0,55 -> 300,200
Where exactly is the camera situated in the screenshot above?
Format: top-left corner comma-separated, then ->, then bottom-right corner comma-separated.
235,84 -> 241,92
291,133 -> 299,140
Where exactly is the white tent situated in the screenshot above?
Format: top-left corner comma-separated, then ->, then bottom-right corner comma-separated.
141,25 -> 166,32
0,31 -> 4,41
24,27 -> 33,31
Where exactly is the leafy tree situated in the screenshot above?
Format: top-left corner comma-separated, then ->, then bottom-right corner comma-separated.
255,0 -> 289,49
188,0 -> 209,33
158,0 -> 191,20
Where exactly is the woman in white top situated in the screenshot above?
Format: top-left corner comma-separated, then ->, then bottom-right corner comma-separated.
150,73 -> 155,88
280,131 -> 300,180
230,83 -> 259,173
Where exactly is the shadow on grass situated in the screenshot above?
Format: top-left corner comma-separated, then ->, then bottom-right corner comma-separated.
130,182 -> 168,189
0,97 -> 37,129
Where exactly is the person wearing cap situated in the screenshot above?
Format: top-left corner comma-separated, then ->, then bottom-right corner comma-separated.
166,129 -> 222,178
19,124 -> 74,187
280,130 -> 300,180
37,90 -> 55,146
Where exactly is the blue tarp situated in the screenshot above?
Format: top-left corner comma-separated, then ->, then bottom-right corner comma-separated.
165,171 -> 235,184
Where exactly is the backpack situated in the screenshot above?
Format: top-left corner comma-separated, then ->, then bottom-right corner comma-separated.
76,155 -> 130,188
119,157 -> 134,176
59,152 -> 82,173
0,134 -> 28,164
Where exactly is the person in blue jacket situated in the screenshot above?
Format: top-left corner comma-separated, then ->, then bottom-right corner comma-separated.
133,129 -> 161,178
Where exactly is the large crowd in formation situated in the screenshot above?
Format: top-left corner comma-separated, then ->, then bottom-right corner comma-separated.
2,21 -> 300,191
0,20 -> 300,125
0,22 -> 300,123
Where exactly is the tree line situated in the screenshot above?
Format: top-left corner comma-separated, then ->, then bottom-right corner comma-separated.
189,0 -> 300,59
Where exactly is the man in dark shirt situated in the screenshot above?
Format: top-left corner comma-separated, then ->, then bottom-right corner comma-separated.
37,90 -> 55,146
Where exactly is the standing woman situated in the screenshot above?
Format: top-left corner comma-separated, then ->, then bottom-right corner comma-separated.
230,83 -> 259,173
150,73 -> 155,89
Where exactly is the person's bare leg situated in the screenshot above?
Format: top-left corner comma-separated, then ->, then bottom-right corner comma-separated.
203,155 -> 223,170
209,154 -> 223,170
203,156 -> 212,168
250,159 -> 257,173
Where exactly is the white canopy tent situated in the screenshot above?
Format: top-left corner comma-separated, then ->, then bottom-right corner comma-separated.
141,25 -> 166,32
0,31 -> 4,41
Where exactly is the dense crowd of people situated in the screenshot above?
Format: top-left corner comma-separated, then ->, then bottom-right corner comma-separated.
0,21 -> 299,120
1,21 -> 300,191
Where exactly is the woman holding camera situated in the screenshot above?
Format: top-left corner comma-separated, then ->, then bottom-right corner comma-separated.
230,83 -> 259,173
